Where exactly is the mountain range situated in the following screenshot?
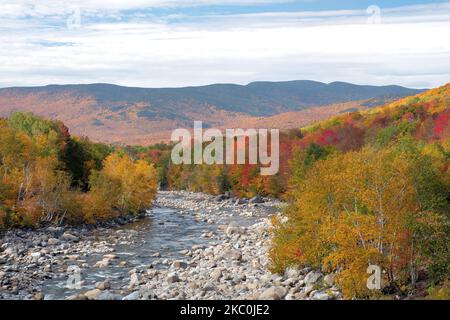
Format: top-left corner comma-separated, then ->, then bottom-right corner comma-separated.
0,81 -> 424,145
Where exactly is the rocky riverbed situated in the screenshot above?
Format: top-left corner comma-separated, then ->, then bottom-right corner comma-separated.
0,191 -> 342,300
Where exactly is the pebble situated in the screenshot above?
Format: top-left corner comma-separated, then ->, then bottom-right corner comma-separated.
0,190 -> 341,301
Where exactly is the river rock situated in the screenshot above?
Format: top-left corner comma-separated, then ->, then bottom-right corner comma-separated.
284,266 -> 301,279
31,252 -> 41,262
3,247 -> 14,256
303,284 -> 314,295
311,291 -> 331,300
84,289 -> 102,300
119,261 -> 127,267
129,273 -> 140,287
259,286 -> 287,300
234,198 -> 247,205
249,195 -> 264,204
96,291 -> 123,300
323,274 -> 335,287
222,249 -> 242,261
211,269 -> 222,281
172,260 -> 188,269
94,259 -> 110,268
60,232 -> 79,242
96,280 -> 111,290
123,291 -> 140,300
189,282 -> 200,289
215,194 -> 228,202
225,222 -> 245,236
166,273 -> 179,283
34,292 -> 45,300
304,271 -> 323,284
47,238 -> 60,245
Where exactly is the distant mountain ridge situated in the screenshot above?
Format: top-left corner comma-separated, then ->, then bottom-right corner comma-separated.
0,81 -> 424,116
0,81 -> 425,144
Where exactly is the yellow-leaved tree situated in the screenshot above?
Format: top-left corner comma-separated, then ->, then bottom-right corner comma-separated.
84,153 -> 158,222
270,142 -> 449,298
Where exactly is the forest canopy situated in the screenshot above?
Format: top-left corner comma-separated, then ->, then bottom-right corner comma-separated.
0,112 -> 158,228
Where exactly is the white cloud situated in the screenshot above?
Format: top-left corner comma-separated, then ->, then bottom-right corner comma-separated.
0,2 -> 449,88
0,0 -> 295,17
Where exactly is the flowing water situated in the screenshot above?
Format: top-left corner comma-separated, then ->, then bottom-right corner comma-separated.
41,203 -> 262,300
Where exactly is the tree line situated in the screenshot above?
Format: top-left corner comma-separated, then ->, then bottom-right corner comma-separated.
0,112 -> 158,227
143,84 -> 449,299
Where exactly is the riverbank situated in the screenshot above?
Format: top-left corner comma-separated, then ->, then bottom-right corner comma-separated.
0,191 -> 342,300
0,214 -> 146,300
123,191 -> 342,300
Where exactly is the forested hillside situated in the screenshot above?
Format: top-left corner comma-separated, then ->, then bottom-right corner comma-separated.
0,84 -> 448,299
0,112 -> 158,227
0,81 -> 422,145
148,84 -> 448,198
144,84 -> 449,299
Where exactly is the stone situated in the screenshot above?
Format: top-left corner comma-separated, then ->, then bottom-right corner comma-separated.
96,280 -> 111,290
215,194 -> 228,202
284,266 -> 301,279
203,282 -> 216,292
123,291 -> 140,300
259,286 -> 288,300
225,222 -> 245,236
119,261 -> 127,267
140,285 -> 157,300
281,278 -> 296,287
60,232 -> 79,242
67,255 -> 79,261
34,292 -> 45,300
222,249 -> 242,261
167,273 -> 179,283
94,259 -> 110,268
312,291 -> 331,300
129,273 -> 140,287
66,294 -> 89,300
96,291 -> 122,300
303,284 -> 314,295
3,247 -> 14,256
294,292 -> 308,299
189,282 -> 199,289
47,226 -> 64,234
31,252 -> 41,262
84,289 -> 102,300
172,260 -> 188,269
211,269 -> 222,281
323,274 -> 335,287
285,293 -> 296,300
249,195 -> 264,204
304,271 -> 323,285
47,238 -> 60,245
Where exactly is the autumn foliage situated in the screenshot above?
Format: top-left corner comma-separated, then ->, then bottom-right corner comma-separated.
0,112 -> 158,227
142,84 -> 449,298
269,84 -> 449,298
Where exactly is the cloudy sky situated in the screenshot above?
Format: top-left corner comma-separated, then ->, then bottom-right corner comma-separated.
0,0 -> 449,88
